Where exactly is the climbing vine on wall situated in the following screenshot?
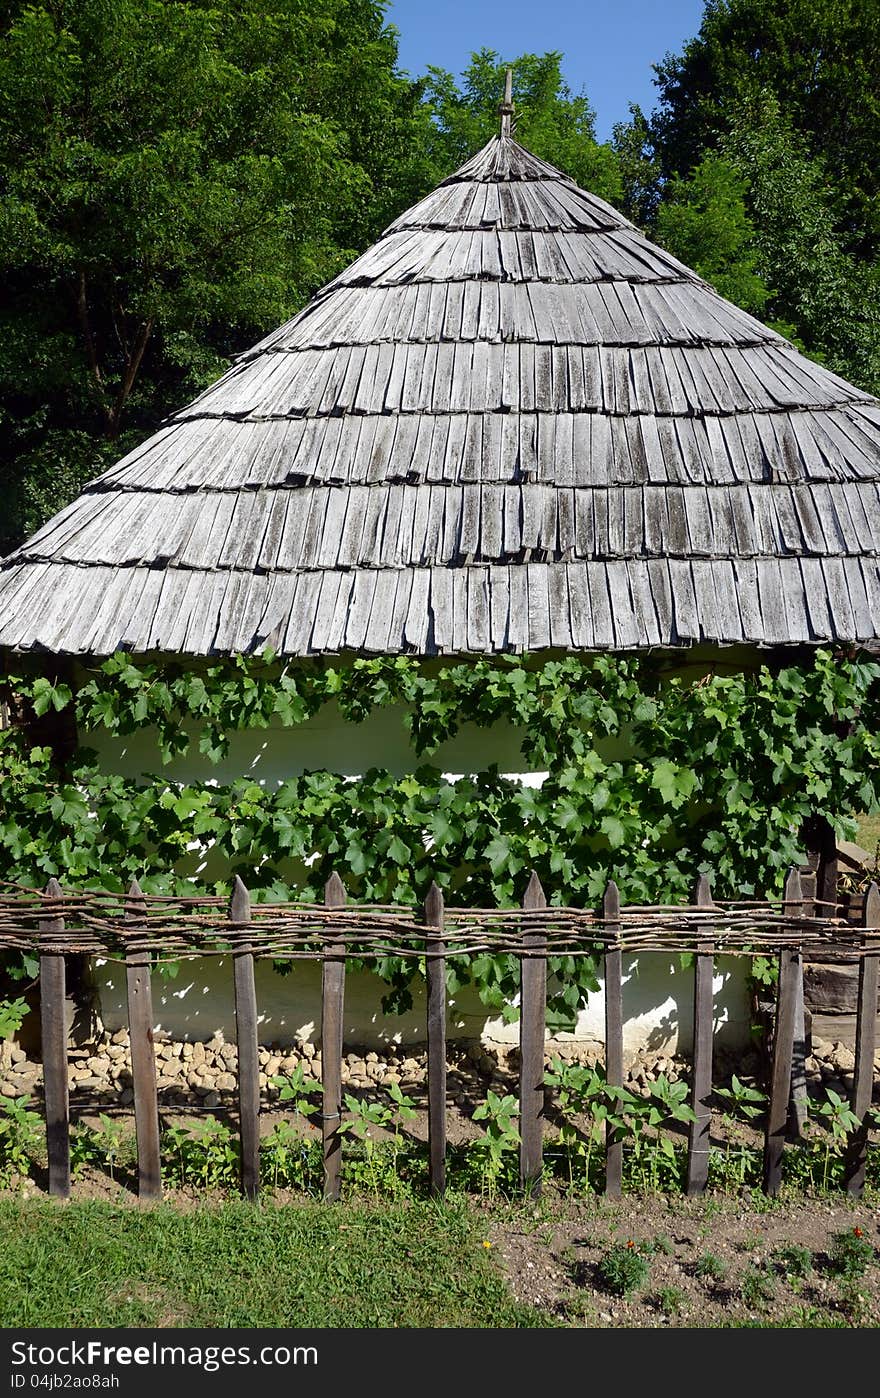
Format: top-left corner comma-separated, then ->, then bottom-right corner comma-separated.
1,649 -> 879,1022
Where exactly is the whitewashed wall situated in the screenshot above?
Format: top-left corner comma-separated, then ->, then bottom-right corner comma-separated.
83,674 -> 754,1053
92,954 -> 751,1060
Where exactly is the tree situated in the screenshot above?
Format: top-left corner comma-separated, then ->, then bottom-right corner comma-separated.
654,153 -> 771,316
651,0 -> 880,257
645,1 -> 880,395
720,95 -> 880,392
0,0 -> 430,553
611,104 -> 662,230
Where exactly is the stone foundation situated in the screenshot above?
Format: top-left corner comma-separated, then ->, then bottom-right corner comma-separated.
3,1031 -> 872,1110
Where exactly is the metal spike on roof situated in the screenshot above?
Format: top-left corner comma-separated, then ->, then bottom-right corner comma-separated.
2,131 -> 880,659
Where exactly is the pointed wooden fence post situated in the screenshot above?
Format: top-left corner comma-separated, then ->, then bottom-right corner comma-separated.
519,870 -> 547,1198
231,876 -> 260,1200
789,961 -> 809,1138
843,881 -> 879,1196
39,877 -> 70,1198
425,881 -> 446,1198
603,879 -> 623,1199
124,880 -> 161,1200
762,867 -> 803,1196
686,874 -> 714,1197
322,871 -> 346,1202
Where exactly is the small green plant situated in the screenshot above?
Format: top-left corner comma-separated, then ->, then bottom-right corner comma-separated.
740,1264 -> 775,1307
385,1081 -> 418,1172
826,1227 -> 874,1281
624,1075 -> 696,1192
70,1115 -> 129,1182
770,1244 -> 813,1280
161,1116 -> 239,1189
654,1285 -> 686,1316
340,1093 -> 392,1139
544,1059 -> 608,1191
269,1065 -> 320,1126
0,1096 -> 41,1184
712,1075 -> 768,1187
835,1278 -> 870,1323
809,1089 -> 860,1191
715,1075 -> 767,1124
470,1091 -> 521,1198
597,1241 -> 651,1297
340,1093 -> 394,1198
0,997 -> 30,1041
647,1234 -> 674,1257
338,1083 -> 421,1199
695,1251 -> 728,1281
259,1121 -> 321,1193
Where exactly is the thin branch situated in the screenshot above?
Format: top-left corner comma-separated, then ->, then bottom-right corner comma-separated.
111,300 -> 131,360
76,271 -> 108,407
107,317 -> 154,438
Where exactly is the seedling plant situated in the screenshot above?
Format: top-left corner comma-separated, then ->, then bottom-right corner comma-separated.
470,1091 -> 520,1198
0,1096 -> 42,1185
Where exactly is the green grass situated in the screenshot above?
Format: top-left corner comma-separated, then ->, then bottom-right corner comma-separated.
0,1197 -> 555,1329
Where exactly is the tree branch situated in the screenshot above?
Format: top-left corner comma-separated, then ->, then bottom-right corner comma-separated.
76,271 -> 108,407
107,317 -> 154,439
111,300 -> 131,360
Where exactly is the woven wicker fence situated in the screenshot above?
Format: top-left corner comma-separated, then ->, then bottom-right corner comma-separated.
0,866 -> 877,1204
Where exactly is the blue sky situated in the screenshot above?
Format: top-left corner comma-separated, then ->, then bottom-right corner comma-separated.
386,0 -> 707,141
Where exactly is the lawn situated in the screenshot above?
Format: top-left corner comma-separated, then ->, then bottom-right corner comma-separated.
0,1196 -> 553,1329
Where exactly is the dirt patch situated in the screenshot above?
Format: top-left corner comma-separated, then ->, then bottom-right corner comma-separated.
485,1191 -> 880,1327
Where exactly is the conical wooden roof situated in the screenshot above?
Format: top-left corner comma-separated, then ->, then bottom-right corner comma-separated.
2,134 -> 880,656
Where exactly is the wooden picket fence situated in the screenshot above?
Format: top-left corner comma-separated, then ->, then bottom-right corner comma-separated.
1,866 -> 877,1205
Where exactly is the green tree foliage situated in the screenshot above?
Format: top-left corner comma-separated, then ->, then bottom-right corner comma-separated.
643,0 -> 880,394
651,0 -> 880,256
611,104 -> 662,229
0,0 -> 431,553
719,96 -> 880,391
421,49 -> 623,207
654,153 -> 771,316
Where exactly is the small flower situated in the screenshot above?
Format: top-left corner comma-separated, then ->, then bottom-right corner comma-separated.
853,1227 -> 863,1238
482,1239 -> 492,1249
626,1240 -> 635,1249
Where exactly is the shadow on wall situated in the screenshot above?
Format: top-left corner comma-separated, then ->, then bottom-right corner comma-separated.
92,954 -> 753,1058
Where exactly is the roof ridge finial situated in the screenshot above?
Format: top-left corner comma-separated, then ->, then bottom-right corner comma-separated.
498,66 -> 514,139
